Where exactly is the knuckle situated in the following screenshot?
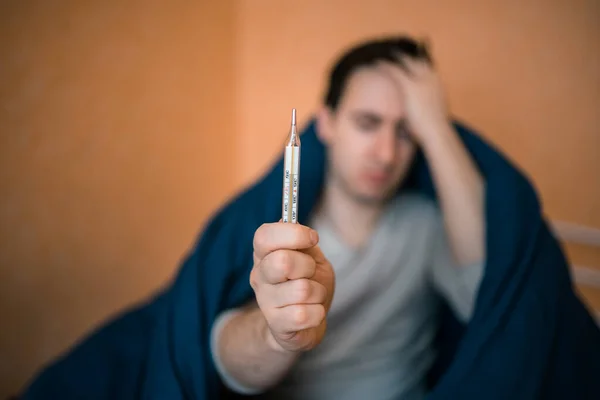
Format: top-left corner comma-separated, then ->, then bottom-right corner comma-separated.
294,279 -> 312,302
249,268 -> 259,290
309,305 -> 326,329
273,251 -> 292,277
253,224 -> 270,251
292,306 -> 308,326
274,249 -> 291,267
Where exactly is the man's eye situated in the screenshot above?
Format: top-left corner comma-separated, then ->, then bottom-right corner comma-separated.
356,119 -> 378,132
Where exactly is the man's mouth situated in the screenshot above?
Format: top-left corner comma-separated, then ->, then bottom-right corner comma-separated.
364,172 -> 391,184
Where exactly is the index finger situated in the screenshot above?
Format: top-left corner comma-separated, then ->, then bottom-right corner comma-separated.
377,59 -> 411,83
253,222 -> 319,260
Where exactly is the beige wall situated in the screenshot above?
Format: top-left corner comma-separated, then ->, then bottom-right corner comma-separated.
1,0 -> 598,396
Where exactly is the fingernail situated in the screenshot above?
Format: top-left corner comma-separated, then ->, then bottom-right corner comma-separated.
310,229 -> 319,244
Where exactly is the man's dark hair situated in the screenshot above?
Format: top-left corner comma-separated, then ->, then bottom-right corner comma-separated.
323,35 -> 432,110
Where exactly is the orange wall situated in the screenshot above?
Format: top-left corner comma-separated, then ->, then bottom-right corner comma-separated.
237,0 -> 600,227
0,1 -> 237,395
1,0 -> 599,396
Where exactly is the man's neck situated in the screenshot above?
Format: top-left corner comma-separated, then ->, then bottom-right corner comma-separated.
315,179 -> 386,248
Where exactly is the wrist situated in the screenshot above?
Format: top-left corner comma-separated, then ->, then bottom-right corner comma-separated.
418,120 -> 455,152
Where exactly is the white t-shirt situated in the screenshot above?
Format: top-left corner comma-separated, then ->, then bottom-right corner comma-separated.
211,193 -> 484,400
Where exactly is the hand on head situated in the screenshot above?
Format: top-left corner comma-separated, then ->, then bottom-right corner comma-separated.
250,222 -> 335,353
377,54 -> 450,143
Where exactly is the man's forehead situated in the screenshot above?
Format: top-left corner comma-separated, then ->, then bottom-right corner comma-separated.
343,66 -> 393,92
338,66 -> 405,118
346,108 -> 406,123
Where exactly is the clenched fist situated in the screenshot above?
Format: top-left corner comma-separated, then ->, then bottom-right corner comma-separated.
250,222 -> 335,353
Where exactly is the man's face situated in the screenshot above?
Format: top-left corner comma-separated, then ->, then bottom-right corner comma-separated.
318,65 -> 417,205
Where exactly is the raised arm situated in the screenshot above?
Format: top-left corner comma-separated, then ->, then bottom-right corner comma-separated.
379,56 -> 486,267
419,122 -> 485,267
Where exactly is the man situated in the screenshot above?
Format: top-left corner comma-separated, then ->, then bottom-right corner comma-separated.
210,36 -> 487,399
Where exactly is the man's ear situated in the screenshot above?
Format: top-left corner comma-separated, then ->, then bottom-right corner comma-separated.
316,106 -> 334,143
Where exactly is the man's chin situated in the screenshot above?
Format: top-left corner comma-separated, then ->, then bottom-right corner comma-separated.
334,175 -> 398,206
351,189 -> 395,206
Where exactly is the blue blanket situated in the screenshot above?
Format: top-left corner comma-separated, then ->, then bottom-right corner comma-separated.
22,119 -> 600,399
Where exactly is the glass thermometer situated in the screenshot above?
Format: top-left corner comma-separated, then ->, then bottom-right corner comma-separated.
282,108 -> 300,223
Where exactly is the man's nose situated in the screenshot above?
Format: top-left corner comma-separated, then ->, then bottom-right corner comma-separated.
374,131 -> 396,165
